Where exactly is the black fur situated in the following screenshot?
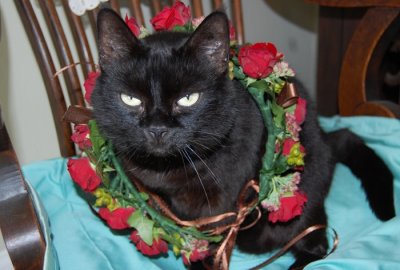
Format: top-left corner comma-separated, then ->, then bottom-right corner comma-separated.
323,130 -> 395,220
91,9 -> 395,269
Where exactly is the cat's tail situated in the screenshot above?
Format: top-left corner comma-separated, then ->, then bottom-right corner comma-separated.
323,129 -> 395,221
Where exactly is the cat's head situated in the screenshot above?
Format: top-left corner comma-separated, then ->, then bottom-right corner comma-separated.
91,9 -> 235,164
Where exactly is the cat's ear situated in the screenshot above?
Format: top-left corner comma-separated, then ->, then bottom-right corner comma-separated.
183,12 -> 230,74
97,8 -> 141,68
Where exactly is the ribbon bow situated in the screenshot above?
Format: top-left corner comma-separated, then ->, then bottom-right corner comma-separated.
212,180 -> 261,270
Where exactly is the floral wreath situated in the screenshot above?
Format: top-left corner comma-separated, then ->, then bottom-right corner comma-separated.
66,1 -> 311,268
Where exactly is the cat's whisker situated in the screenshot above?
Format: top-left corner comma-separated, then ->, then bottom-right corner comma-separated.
188,139 -> 213,152
114,146 -> 139,163
185,145 -> 223,190
189,134 -> 224,147
182,148 -> 212,214
178,149 -> 190,188
126,166 -> 138,172
193,130 -> 225,138
157,171 -> 167,183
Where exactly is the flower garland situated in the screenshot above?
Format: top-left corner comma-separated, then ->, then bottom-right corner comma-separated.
67,1 -> 308,267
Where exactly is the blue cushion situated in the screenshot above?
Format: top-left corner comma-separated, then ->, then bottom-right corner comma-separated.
23,116 -> 400,269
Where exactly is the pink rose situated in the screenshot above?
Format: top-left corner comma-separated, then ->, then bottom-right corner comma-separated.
268,192 -> 308,223
130,231 -> 169,256
71,124 -> 92,149
67,157 -> 101,192
238,42 -> 281,79
125,14 -> 141,36
150,1 -> 191,31
83,71 -> 100,105
98,207 -> 135,230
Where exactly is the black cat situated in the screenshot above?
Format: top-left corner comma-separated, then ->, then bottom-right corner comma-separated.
91,9 -> 395,269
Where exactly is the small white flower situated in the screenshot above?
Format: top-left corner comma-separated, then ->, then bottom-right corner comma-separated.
273,61 -> 295,77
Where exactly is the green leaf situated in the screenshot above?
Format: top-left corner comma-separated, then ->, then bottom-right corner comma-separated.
88,120 -> 106,156
285,103 -> 296,113
248,79 -> 268,91
103,165 -> 115,173
139,192 -> 149,201
231,56 -> 239,66
270,102 -> 285,128
127,210 -> 155,245
233,65 -> 246,80
246,78 -> 257,87
258,172 -> 272,200
273,155 -> 290,174
207,234 -> 224,243
172,25 -> 187,32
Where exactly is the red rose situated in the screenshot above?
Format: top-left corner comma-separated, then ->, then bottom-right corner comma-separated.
150,1 -> 191,31
67,157 -> 101,192
190,248 -> 209,262
98,207 -> 135,230
268,191 -> 308,223
130,231 -> 169,256
83,71 -> 100,105
125,14 -> 141,37
71,124 -> 92,149
238,42 -> 280,79
294,97 -> 307,125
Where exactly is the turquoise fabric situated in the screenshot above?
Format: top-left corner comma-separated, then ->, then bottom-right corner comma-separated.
24,174 -> 60,270
23,116 -> 400,270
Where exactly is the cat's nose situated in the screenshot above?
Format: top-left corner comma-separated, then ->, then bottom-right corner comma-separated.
147,127 -> 168,141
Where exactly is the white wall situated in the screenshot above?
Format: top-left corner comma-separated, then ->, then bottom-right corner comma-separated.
0,0 -> 318,165
0,0 -> 60,164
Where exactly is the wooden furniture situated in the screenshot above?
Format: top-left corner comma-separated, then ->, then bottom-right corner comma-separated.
6,1 -> 398,269
14,0 -> 244,158
308,0 -> 400,117
0,107 -> 46,270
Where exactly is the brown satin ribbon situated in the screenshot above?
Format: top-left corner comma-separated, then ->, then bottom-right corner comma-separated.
63,106 -> 339,270
131,178 -> 263,270
276,82 -> 299,108
212,180 -> 260,270
248,224 -> 339,270
63,105 -> 93,124
133,177 -> 261,270
55,62 -> 98,124
132,178 -> 239,231
53,62 -> 98,79
63,105 -> 244,234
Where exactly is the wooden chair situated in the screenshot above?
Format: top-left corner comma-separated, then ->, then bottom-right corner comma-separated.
5,1 -> 398,269
1,1 -> 244,269
0,107 -> 46,270
14,0 -> 245,159
308,0 -> 400,118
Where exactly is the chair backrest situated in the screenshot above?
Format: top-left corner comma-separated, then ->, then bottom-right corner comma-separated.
14,0 -> 244,158
0,108 -> 46,270
308,0 -> 400,117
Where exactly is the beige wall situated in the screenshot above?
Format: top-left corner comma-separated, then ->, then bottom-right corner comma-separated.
0,0 -> 318,165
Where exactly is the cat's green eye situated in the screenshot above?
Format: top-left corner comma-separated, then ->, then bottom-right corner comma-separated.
121,93 -> 142,107
177,93 -> 200,107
